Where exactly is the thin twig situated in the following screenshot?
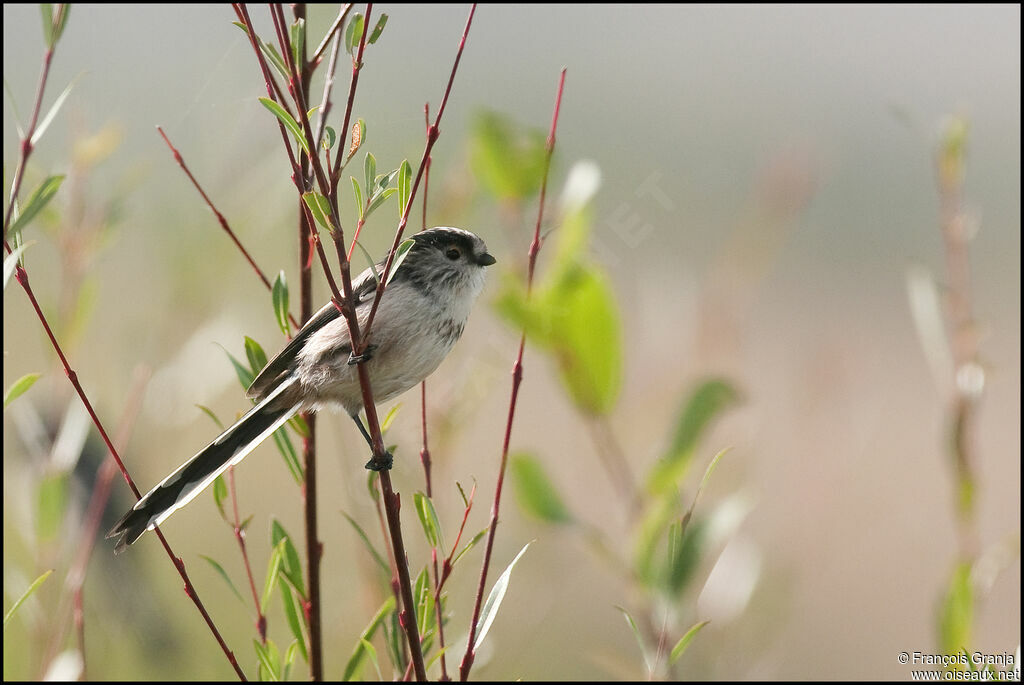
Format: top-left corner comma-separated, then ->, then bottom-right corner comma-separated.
460,67 -> 566,682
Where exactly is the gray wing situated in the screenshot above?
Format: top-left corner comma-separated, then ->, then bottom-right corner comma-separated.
246,266 -> 380,401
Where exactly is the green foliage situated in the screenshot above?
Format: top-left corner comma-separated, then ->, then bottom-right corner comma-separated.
9,175 -> 64,235
670,620 -> 710,665
39,4 -> 70,49
470,111 -> 546,201
345,13 -> 365,56
474,542 -> 531,652
413,492 -> 445,552
939,561 -> 974,659
259,97 -> 309,155
199,555 -> 246,605
36,471 -> 67,541
4,372 -> 41,408
343,596 -> 396,681
3,569 -> 53,629
271,271 -> 290,336
510,453 -> 572,524
302,191 -> 334,232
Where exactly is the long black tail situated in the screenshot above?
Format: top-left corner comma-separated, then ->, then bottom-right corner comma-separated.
107,385 -> 298,553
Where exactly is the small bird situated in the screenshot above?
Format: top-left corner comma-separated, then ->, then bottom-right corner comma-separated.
107,226 -> 495,553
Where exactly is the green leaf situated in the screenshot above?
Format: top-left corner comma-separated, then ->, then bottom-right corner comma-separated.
290,18 -> 305,67
244,336 -> 268,375
271,519 -> 306,598
669,620 -> 710,665
453,526 -> 489,566
365,187 -> 396,219
363,153 -> 376,206
195,404 -> 225,430
510,453 -> 572,524
350,177 -> 364,221
272,271 -> 290,337
32,75 -> 78,146
303,191 -> 334,232
680,447 -> 731,536
397,159 -> 412,217
3,569 -> 53,628
473,542 -> 531,651
212,475 -> 228,520
352,240 -> 381,284
939,561 -> 974,656
271,429 -> 303,485
342,512 -> 389,574
344,13 -> 364,56
283,640 -> 303,678
380,403 -> 401,434
278,580 -> 309,663
259,97 -> 309,155
665,517 -> 705,596
253,638 -> 280,681
322,125 -> 337,151
368,14 -> 388,44
413,566 -> 434,636
221,345 -> 255,389
10,175 -> 64,235
3,240 -> 34,290
647,380 -> 740,495
413,492 -> 444,551
260,538 -> 287,614
4,373 -> 41,409
36,472 -> 68,540
385,239 -> 415,287
199,555 -> 246,605
616,606 -> 653,674
470,110 -> 546,201
342,595 -> 396,681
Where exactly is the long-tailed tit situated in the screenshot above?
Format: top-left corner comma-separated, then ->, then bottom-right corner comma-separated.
107,226 -> 495,552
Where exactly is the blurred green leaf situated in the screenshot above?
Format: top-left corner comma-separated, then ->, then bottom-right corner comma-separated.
221,345 -> 255,389
413,492 -> 444,551
302,191 -> 334,232
680,447 -> 731,536
3,240 -> 34,290
665,517 -> 705,596
4,373 -> 41,409
271,429 -> 303,485
342,595 -> 396,681
36,472 -> 67,540
32,76 -> 77,146
10,175 -> 64,235
510,453 -> 572,524
259,97 -> 308,154
368,14 -> 388,44
939,561 -> 974,657
212,475 -> 228,520
342,512 -> 389,574
272,271 -> 290,337
470,110 -> 546,201
344,12 -> 364,56
474,542 -> 531,651
616,606 -> 653,674
260,538 -> 287,614
288,414 -> 309,438
397,159 -> 412,217
253,638 -> 281,681
290,18 -> 305,68
363,153 -> 376,206
453,526 -> 489,567
380,403 -> 401,434
271,519 -> 306,598
244,336 -> 268,375
278,580 -> 309,663
322,125 -> 337,151
385,239 -> 415,287
195,404 -> 225,430
413,566 -> 434,637
647,379 -> 740,495
3,569 -> 53,628
351,177 -> 364,220
366,187 -> 396,218
200,555 -> 246,605
669,620 -> 710,664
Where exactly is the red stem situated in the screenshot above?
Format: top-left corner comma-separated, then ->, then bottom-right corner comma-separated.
459,68 -> 566,682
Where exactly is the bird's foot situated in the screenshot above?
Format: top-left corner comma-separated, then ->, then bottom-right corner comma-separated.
364,450 -> 394,472
347,344 -> 378,366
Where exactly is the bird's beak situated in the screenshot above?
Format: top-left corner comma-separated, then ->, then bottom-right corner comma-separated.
477,252 -> 496,266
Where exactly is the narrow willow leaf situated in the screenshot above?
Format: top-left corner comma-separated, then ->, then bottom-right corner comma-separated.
278,580 -> 309,663
473,542 -> 532,651
259,97 -> 309,155
669,620 -> 710,664
195,404 -> 225,430
4,372 -> 41,409
368,14 -> 388,44
260,539 -> 287,614
365,187 -> 396,218
414,566 -> 434,636
199,555 -> 246,605
3,240 -> 34,290
413,492 -> 444,551
384,239 -> 415,287
10,175 -> 64,235
342,512 -> 389,573
271,519 -> 306,598
288,414 -> 310,438
940,561 -> 974,654
344,13 -> 364,56
342,595 -> 396,681
363,153 -> 376,205
680,447 -> 731,536
220,345 -> 255,389
322,125 -> 337,151
40,4 -> 55,47
50,4 -> 70,49
212,475 -> 228,520
271,429 -> 303,485
351,177 -> 364,220
470,110 -> 546,201
453,526 -> 489,566
359,638 -> 382,681
3,569 -> 53,628
253,639 -> 280,681
283,640 -> 303,678
32,75 -> 78,145
510,453 -> 572,524
244,336 -> 268,374
353,240 -> 381,284
302,191 -> 334,232
260,42 -> 290,82
616,606 -> 653,674
397,159 -> 412,216
272,271 -> 290,336
36,472 -> 67,540
290,18 -> 305,68
380,403 -> 401,434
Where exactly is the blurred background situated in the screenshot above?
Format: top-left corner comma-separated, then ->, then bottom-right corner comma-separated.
3,4 -> 1019,681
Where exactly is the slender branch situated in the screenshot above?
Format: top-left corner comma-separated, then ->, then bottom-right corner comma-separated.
460,67 -> 566,682
310,4 -> 353,67
227,467 -> 267,642
156,127 -> 300,331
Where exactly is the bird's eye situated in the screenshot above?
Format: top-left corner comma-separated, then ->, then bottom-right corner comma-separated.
445,247 -> 461,261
